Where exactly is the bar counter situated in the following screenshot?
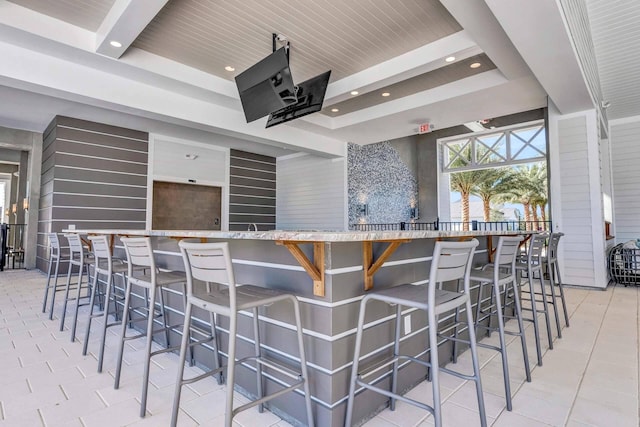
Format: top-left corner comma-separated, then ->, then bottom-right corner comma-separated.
67,228 -> 526,426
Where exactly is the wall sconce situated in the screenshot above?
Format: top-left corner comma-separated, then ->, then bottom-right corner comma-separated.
410,206 -> 419,220
11,203 -> 17,214
23,198 -> 29,211
357,203 -> 368,217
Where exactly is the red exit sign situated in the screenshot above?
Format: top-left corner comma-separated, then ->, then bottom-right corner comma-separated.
418,123 -> 432,134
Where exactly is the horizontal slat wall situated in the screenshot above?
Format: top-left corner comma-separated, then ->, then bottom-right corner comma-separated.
277,154 -> 346,231
229,149 -> 276,231
558,115 -> 596,286
611,119 -> 640,242
36,116 -> 148,272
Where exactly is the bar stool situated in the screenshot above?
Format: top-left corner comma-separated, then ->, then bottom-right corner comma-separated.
82,235 -> 128,372
469,235 -> 530,411
171,241 -> 314,427
59,233 -> 94,342
42,233 -> 64,320
114,237 -> 190,418
543,232 -> 570,331
345,239 -> 485,427
515,233 -> 554,366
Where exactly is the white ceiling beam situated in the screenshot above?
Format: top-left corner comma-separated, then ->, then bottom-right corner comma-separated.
485,0 -> 593,114
96,0 -> 169,58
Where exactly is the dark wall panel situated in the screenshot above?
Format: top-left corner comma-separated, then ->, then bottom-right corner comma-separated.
36,116 -> 148,272
229,149 -> 276,231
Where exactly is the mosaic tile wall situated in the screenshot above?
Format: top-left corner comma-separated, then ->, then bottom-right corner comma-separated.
347,142 -> 418,228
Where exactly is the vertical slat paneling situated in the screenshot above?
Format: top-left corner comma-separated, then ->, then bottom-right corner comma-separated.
229,149 -> 276,231
558,115 -> 595,286
611,120 -> 640,242
276,154 -> 345,231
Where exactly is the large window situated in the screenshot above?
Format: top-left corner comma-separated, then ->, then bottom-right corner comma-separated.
442,121 -> 546,172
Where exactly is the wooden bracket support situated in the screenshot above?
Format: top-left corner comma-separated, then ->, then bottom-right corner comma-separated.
277,241 -> 325,297
362,239 -> 410,291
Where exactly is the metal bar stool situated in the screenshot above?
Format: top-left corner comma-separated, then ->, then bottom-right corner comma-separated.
171,241 -> 314,427
42,233 -> 64,319
82,235 -> 128,372
469,235 -> 531,411
543,232 -> 570,331
59,233 -> 94,342
515,233 -> 554,366
345,239 -> 486,427
114,237 -> 191,418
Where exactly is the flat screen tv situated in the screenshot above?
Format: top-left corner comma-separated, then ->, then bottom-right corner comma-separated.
266,70 -> 331,128
235,48 -> 297,123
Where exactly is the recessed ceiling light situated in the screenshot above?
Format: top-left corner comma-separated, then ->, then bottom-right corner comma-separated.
224,66 -> 235,72
331,108 -> 339,112
110,40 -> 122,48
470,62 -> 482,69
350,91 -> 359,96
381,92 -> 390,97
445,56 -> 456,62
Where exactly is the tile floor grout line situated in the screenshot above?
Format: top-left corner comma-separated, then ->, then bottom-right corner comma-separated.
563,285 -> 616,425
36,407 -> 46,427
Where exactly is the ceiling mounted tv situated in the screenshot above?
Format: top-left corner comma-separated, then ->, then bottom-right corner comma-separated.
265,70 -> 332,128
235,47 -> 297,123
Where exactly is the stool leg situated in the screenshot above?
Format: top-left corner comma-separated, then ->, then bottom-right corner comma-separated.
252,307 -> 264,413
209,312 -> 223,384
536,270 -> 554,350
48,257 -> 61,320
181,283 -> 194,368
157,287 -> 171,348
170,301 -> 193,427
546,262 -> 562,338
59,261 -> 75,331
554,260 -> 570,327
390,304 -> 402,411
452,279 -> 461,363
97,272 -> 115,373
42,256 -> 54,313
510,278 -> 531,382
524,269 -> 543,366
465,298 -> 487,427
493,281 -> 512,411
140,287 -> 157,417
427,308 -> 442,427
114,278 -> 133,389
345,297 -> 369,427
225,312 -> 238,427
291,296 -> 314,427
70,263 -> 90,342
83,267 -> 101,355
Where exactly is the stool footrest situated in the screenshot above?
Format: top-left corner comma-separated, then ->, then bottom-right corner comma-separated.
439,366 -> 477,382
360,354 -> 431,380
355,379 -> 435,414
180,365 -> 225,386
232,379 -> 305,418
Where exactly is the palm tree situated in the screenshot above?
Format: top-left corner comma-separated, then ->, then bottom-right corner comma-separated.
501,163 -> 548,230
471,167 -> 514,222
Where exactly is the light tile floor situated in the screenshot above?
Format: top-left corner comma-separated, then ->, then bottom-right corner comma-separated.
1,270 -> 638,426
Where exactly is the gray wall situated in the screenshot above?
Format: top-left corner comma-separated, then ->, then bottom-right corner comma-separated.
229,149 -> 276,231
37,116 -> 148,271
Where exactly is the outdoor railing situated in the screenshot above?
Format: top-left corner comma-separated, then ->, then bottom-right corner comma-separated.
351,220 -> 552,232
1,223 -> 26,270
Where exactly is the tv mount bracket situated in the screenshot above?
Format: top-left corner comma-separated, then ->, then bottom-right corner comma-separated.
272,33 -> 290,62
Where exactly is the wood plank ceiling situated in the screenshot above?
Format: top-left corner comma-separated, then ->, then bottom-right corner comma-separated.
587,0 -> 640,120
131,0 -> 462,83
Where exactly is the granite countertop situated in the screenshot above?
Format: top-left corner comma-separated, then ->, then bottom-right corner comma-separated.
63,229 -> 531,242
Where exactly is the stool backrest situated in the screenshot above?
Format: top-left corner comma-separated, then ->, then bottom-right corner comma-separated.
89,235 -> 112,272
547,232 -> 564,262
179,241 -> 237,308
430,239 -> 478,303
64,233 -> 85,262
494,235 -> 524,269
526,233 -> 546,267
47,233 -> 60,256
